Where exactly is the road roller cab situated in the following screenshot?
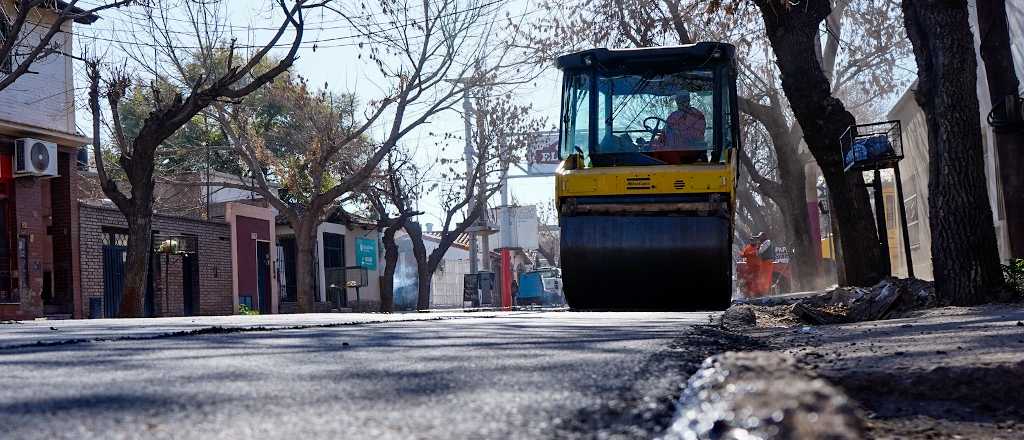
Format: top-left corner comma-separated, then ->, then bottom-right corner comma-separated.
554,43 -> 740,311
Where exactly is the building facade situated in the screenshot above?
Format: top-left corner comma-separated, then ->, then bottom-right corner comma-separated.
225,202 -> 278,314
277,219 -> 382,312
0,4 -> 95,320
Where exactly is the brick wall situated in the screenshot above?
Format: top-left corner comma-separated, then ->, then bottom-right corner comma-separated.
79,203 -> 234,318
0,143 -> 81,320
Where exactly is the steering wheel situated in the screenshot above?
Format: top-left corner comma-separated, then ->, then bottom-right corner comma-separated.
643,116 -> 668,137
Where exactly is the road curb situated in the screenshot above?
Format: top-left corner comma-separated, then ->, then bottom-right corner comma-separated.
660,351 -> 864,439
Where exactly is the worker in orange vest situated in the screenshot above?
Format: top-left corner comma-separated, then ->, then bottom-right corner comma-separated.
739,232 -> 774,298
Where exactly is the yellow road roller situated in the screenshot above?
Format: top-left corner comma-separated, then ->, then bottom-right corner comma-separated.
555,42 -> 740,311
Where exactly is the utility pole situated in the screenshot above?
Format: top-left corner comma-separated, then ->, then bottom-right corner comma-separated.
463,91 -> 478,275
475,96 -> 490,272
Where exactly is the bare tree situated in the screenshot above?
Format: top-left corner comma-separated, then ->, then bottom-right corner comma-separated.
216,0 -> 531,312
405,88 -> 544,308
85,0 -> 322,318
0,0 -> 131,91
533,200 -> 560,267
403,141 -> 501,310
902,0 -> 1004,304
361,148 -> 430,312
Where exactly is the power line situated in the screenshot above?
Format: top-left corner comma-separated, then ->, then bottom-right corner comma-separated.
76,0 -> 505,34
76,0 -> 427,31
69,0 -> 529,51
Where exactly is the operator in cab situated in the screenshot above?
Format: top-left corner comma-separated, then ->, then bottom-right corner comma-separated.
665,92 -> 706,148
649,92 -> 706,164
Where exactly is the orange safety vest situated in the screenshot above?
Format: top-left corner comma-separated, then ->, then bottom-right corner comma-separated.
739,243 -> 773,297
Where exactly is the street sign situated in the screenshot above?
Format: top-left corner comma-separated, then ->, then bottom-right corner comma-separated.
355,238 -> 378,270
527,132 -> 560,175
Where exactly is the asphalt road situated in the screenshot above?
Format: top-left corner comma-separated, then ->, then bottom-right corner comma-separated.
0,311 -> 714,439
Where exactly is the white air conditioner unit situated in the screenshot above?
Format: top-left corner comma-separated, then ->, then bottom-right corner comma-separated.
14,138 -> 58,177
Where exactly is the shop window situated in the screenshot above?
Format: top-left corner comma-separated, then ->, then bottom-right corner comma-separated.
323,233 -> 344,269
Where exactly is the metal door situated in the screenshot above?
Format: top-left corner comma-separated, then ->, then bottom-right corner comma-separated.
323,232 -> 345,307
182,254 -> 199,316
257,241 -> 271,314
102,245 -> 126,318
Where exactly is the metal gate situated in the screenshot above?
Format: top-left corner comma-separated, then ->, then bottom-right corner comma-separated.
182,253 -> 199,316
256,241 -> 271,314
102,245 -> 126,318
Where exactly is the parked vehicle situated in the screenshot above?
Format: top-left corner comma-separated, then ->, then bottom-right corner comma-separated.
517,268 -> 564,307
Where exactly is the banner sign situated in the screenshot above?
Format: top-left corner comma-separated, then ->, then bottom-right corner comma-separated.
355,238 -> 378,270
527,132 -> 561,175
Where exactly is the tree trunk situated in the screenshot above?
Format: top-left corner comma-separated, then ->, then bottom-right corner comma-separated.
119,209 -> 152,318
293,220 -> 317,313
770,134 -> 820,291
415,263 -> 433,311
737,102 -> 821,290
405,221 -> 431,310
774,191 -> 818,291
976,0 -> 1024,258
379,223 -> 401,312
751,0 -> 884,287
903,0 -> 1005,305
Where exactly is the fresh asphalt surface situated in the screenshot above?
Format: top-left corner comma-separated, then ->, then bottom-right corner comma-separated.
0,311 -> 714,439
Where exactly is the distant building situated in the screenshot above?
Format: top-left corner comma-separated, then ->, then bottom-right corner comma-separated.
276,211 -> 382,312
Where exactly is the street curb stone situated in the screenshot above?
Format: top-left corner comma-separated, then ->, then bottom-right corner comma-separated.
660,351 -> 863,440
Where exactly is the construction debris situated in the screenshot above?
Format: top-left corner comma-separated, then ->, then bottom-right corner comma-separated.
730,278 -> 937,327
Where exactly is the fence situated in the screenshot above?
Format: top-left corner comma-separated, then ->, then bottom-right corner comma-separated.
431,259 -> 470,309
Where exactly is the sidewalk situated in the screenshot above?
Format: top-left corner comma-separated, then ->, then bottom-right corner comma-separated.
0,312 -> 496,349
751,304 -> 1024,439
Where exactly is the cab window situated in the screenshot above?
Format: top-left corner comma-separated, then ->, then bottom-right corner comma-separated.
559,72 -> 591,161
